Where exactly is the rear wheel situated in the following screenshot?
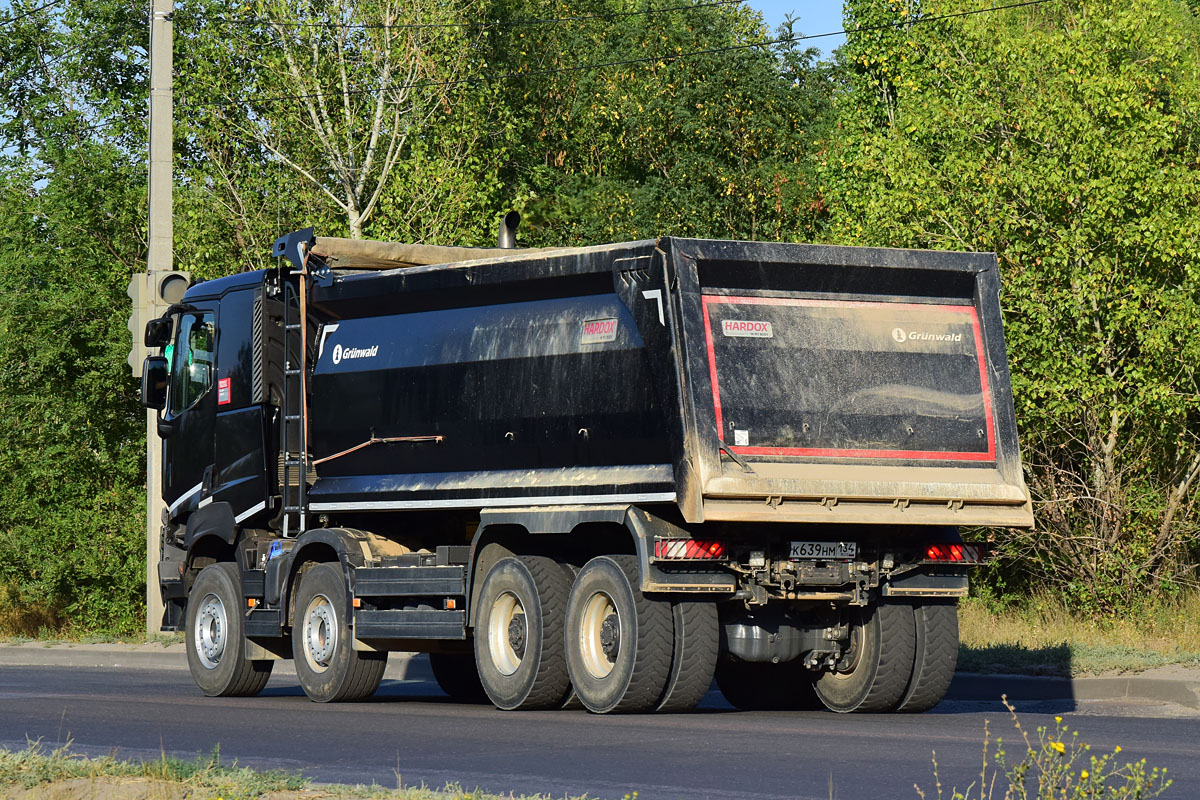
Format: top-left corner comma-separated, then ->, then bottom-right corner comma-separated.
656,601 -> 719,712
565,555 -> 673,714
473,556 -> 573,710
896,601 -> 959,712
813,601 -> 916,713
186,563 -> 273,697
715,657 -> 821,711
292,563 -> 386,702
429,652 -> 488,703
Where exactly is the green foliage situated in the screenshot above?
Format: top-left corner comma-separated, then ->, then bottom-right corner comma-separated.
824,0 -> 1200,610
919,703 -> 1171,799
0,1 -> 149,636
484,1 -> 833,244
0,154 -> 148,635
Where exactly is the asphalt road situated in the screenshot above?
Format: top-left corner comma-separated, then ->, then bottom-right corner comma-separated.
1,665 -> 1197,799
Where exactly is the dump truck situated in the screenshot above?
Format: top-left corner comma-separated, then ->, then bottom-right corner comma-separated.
141,225 -> 1033,714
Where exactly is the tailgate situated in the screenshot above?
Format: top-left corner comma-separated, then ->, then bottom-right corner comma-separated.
701,296 -> 994,461
656,238 -> 1033,527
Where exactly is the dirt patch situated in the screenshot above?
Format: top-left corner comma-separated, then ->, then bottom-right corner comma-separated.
2,778 -> 186,800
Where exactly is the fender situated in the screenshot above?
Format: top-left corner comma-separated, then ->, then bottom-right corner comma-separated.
269,527 -> 408,624
183,502 -> 236,553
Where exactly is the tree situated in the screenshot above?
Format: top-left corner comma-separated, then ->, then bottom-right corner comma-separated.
824,0 -> 1200,609
477,0 -> 834,245
176,0 -> 487,242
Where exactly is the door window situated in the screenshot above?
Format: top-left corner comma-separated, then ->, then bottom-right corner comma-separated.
169,311 -> 216,414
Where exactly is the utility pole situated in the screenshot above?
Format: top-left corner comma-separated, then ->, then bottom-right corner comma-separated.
143,0 -> 174,636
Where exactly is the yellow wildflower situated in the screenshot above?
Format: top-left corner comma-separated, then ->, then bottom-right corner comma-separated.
1051,742 -> 1066,754
1081,770 -> 1089,779
1115,746 -> 1122,753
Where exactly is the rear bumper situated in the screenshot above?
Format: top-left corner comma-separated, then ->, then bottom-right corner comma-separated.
701,461 -> 1033,527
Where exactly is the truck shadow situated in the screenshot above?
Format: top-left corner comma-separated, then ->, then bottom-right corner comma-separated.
941,642 -> 1077,713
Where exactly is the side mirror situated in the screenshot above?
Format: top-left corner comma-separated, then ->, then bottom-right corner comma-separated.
144,317 -> 173,348
141,356 -> 169,410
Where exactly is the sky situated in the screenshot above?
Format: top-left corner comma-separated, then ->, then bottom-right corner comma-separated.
744,0 -> 847,57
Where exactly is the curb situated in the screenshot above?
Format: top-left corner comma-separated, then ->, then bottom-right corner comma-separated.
945,672 -> 1200,710
3,643 -> 1197,710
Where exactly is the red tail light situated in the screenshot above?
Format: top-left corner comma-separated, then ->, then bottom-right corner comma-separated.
924,543 -> 985,563
654,539 -> 727,560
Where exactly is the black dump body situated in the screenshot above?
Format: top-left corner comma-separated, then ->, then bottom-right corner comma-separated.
290,237 -> 1031,528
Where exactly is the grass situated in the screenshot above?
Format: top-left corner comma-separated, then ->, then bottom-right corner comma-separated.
0,743 -> 579,800
0,742 -> 305,799
958,590 -> 1200,676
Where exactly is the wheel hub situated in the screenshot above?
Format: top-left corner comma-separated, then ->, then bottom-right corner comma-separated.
599,613 -> 620,659
579,591 -> 620,680
194,592 -> 227,670
488,591 -> 526,676
303,594 -> 338,672
507,615 -> 527,658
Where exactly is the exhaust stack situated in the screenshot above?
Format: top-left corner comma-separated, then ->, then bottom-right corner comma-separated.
497,211 -> 520,249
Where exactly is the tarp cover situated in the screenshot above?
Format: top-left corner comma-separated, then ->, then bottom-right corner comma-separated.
312,237 -> 563,269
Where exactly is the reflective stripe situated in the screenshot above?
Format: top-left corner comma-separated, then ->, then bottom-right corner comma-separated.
235,500 -> 267,524
168,482 -> 203,514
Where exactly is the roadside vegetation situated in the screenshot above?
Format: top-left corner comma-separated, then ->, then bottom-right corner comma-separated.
0,742 -> 574,800
916,700 -> 1171,799
0,0 -> 1198,639
958,593 -> 1200,676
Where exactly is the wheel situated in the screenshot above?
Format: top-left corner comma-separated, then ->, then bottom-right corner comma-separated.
185,563 -> 273,697
473,556 -> 573,710
896,601 -> 959,712
429,651 -> 488,703
714,656 -> 821,711
812,601 -> 916,713
656,601 -> 719,712
565,555 -> 673,714
291,562 -> 386,702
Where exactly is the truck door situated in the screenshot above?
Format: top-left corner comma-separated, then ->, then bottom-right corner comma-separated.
161,305 -> 218,522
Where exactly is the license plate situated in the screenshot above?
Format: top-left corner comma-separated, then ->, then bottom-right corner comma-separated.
789,541 -> 857,560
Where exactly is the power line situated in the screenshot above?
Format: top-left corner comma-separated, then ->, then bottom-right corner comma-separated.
0,0 -> 67,27
198,0 -> 744,31
178,0 -> 1061,110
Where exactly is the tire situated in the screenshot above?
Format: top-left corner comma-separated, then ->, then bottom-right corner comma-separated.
813,601 -> 916,713
896,601 -> 959,713
565,555 -> 673,714
429,652 -> 488,703
186,563 -> 273,697
473,556 -> 573,710
714,656 -> 821,711
656,601 -> 719,712
291,562 -> 386,702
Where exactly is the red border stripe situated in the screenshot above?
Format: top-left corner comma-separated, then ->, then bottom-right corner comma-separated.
701,294 -> 997,462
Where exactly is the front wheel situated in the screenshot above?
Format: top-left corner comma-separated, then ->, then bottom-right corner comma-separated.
186,563 -> 273,697
812,601 -> 916,713
291,562 -> 386,702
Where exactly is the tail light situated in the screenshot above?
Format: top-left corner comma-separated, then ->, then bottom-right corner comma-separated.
654,538 -> 727,560
924,543 -> 986,563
